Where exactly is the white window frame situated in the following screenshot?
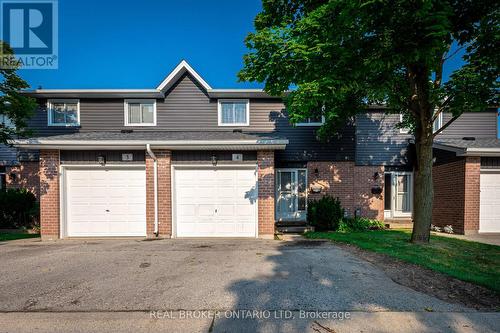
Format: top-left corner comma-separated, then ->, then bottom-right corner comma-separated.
296,116 -> 325,127
399,114 -> 410,134
217,99 -> 250,126
47,99 -> 80,127
124,99 -> 157,127
433,112 -> 443,133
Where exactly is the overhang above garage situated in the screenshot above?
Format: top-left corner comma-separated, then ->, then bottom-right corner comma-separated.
433,138 -> 500,157
11,131 -> 289,151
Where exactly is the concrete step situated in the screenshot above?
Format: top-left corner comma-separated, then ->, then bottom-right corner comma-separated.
276,225 -> 315,234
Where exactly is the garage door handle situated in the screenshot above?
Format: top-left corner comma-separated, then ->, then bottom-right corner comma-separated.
106,209 -> 110,212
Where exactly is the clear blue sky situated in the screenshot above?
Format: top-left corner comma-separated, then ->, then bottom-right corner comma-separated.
20,0 -> 468,90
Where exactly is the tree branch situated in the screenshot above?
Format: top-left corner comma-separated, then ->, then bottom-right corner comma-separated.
433,114 -> 459,138
431,95 -> 453,122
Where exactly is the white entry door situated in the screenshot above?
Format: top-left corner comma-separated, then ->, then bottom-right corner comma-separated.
174,167 -> 258,237
480,170 -> 500,232
64,167 -> 147,237
275,169 -> 307,222
384,172 -> 413,219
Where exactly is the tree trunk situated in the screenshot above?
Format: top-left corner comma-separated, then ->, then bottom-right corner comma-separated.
411,135 -> 434,243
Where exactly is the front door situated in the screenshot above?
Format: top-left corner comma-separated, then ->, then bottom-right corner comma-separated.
276,169 -> 307,222
384,172 -> 413,219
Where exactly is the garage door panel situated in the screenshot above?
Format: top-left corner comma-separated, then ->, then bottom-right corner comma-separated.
480,171 -> 500,233
175,167 -> 257,237
65,168 -> 146,237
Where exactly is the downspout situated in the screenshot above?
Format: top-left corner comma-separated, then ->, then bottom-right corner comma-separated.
146,144 -> 159,236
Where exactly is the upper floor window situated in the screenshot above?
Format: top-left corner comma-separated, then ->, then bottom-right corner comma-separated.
0,114 -> 15,129
399,114 -> 410,134
124,99 -> 156,126
400,112 -> 443,134
296,115 -> 325,126
218,99 -> 249,126
48,99 -> 80,126
433,112 -> 443,133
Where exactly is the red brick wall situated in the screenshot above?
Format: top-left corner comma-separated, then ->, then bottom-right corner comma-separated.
464,157 -> 480,233
146,150 -> 172,238
6,161 -> 41,199
307,162 -> 384,220
39,150 -> 60,240
257,151 -> 275,237
432,157 -> 480,234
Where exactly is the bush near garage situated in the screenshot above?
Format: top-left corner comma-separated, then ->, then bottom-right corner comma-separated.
0,189 -> 39,229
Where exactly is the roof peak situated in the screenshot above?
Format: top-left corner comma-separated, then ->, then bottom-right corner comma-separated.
156,60 -> 212,92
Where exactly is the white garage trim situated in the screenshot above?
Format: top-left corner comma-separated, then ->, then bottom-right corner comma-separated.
60,164 -> 147,238
479,168 -> 500,233
171,164 -> 259,238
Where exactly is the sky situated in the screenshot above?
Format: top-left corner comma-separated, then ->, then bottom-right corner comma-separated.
19,0 -> 468,90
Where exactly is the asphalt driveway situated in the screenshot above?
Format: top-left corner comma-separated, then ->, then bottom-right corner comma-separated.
0,238 -> 498,332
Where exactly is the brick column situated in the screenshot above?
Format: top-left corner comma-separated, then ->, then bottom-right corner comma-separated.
257,151 -> 275,238
39,150 -> 60,240
146,150 -> 172,238
464,157 -> 480,233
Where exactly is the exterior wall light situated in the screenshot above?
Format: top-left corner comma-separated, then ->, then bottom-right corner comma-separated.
211,154 -> 218,167
97,155 -> 106,166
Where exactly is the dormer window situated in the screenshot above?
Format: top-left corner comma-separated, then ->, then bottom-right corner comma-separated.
218,99 -> 250,126
47,99 -> 80,126
124,99 -> 156,126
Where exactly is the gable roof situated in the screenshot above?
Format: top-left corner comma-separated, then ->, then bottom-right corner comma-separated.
20,60 -> 279,99
156,60 -> 212,92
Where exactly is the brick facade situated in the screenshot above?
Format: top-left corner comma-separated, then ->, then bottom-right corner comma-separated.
146,150 -> 172,238
432,157 -> 480,234
307,162 -> 384,220
39,150 -> 60,240
257,151 -> 275,237
6,161 -> 41,199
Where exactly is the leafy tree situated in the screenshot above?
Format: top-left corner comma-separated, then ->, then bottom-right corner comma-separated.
0,41 -> 36,144
239,0 -> 499,243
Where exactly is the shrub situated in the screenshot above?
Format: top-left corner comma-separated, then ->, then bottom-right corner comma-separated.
0,189 -> 39,229
307,196 -> 344,231
338,217 -> 385,232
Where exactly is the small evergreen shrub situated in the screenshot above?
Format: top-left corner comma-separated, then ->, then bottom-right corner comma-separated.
307,196 -> 344,231
338,217 -> 385,232
0,189 -> 39,229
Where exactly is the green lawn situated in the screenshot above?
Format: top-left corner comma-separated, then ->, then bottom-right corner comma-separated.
305,230 -> 500,293
0,233 -> 40,242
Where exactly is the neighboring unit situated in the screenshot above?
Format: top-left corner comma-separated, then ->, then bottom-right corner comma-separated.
5,60 -> 499,239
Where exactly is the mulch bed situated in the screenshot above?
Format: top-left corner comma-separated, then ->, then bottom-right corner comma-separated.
333,242 -> 500,311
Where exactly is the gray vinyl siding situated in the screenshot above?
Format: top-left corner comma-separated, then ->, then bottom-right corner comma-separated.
356,112 -> 412,166
28,73 -> 354,162
438,111 -> 497,139
0,145 -> 17,166
172,151 -> 257,164
60,150 -> 145,165
356,110 -> 498,166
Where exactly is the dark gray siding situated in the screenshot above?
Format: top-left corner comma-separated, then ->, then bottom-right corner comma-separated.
0,145 -> 17,166
438,111 -> 497,139
274,111 -> 355,162
356,110 -> 498,166
60,150 -> 145,165
356,112 -> 412,166
481,157 -> 500,169
172,151 -> 257,165
28,73 -> 355,162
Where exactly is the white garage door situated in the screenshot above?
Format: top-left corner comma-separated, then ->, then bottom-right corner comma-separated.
174,167 -> 257,237
480,170 -> 500,233
65,167 -> 146,237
